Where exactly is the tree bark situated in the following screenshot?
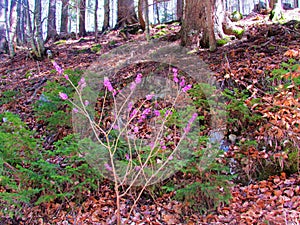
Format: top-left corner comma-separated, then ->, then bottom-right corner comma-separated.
116,0 -> 138,28
102,0 -> 110,31
60,0 -> 69,33
180,0 -> 202,47
153,0 -> 160,24
270,0 -> 283,21
138,0 -> 145,31
176,0 -> 183,22
47,0 -> 57,41
33,0 -> 45,59
79,0 -> 86,36
4,0 -> 17,57
94,0 -> 98,40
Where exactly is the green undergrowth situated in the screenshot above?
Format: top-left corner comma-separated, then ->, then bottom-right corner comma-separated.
0,112 -> 100,218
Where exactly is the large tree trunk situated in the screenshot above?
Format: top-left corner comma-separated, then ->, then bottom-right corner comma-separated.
24,0 -> 36,54
214,0 -> 226,39
33,0 -> 45,59
60,0 -> 69,33
203,0 -> 216,51
116,0 -> 138,28
180,0 -> 202,47
102,0 -> 110,31
153,0 -> 160,24
176,0 -> 183,22
15,0 -> 23,45
0,0 -> 8,54
79,0 -> 86,36
4,0 -> 17,57
270,0 -> 283,21
138,0 -> 145,31
46,0 -> 57,41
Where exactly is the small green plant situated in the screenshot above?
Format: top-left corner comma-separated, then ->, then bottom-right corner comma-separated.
175,147 -> 234,213
91,44 -> 102,53
0,90 -> 19,105
33,69 -> 82,132
0,113 -> 100,218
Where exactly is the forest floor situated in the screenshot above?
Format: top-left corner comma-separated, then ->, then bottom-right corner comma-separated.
0,10 -> 300,225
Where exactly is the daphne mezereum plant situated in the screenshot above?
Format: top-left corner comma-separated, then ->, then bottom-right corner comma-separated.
52,61 -> 199,224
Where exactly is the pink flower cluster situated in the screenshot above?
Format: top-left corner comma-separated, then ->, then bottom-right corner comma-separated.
183,113 -> 198,133
172,68 -> 192,93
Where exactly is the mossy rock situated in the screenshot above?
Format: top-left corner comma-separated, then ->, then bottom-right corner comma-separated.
231,11 -> 243,22
155,24 -> 167,29
54,40 -> 67,45
233,28 -> 244,39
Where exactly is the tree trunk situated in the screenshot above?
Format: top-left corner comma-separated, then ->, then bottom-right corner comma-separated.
181,0 -> 216,51
60,0 -> 69,33
180,0 -> 202,47
153,0 -> 160,24
270,0 -> 283,21
144,0 -> 150,41
102,0 -> 110,31
205,0 -> 216,51
4,0 -> 17,57
33,0 -> 45,59
0,0 -> 8,53
116,0 -> 138,28
176,0 -> 183,22
94,0 -> 98,40
138,0 -> 145,31
214,0 -> 226,39
79,0 -> 86,36
47,0 -> 57,41
16,0 -> 23,45
24,0 -> 37,55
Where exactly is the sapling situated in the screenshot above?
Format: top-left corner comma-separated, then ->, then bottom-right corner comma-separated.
53,61 -> 199,224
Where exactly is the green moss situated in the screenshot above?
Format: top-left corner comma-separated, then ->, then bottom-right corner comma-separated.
217,37 -> 230,46
91,44 -> 102,53
152,29 -> 168,39
233,28 -> 244,39
155,24 -> 167,29
231,11 -> 243,22
54,40 -> 66,45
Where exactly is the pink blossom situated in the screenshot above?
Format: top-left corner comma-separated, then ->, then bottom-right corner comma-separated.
172,68 -> 178,74
73,108 -> 79,113
135,73 -> 142,84
135,166 -> 141,171
146,94 -> 153,100
165,110 -> 172,117
125,154 -> 130,160
59,92 -> 68,100
128,102 -> 133,111
84,100 -> 89,106
130,82 -> 136,91
104,163 -> 112,171
130,109 -> 138,118
168,155 -> 173,160
153,110 -> 160,117
64,75 -> 69,80
78,77 -> 86,89
182,84 -> 192,92
179,77 -> 185,87
173,76 -> 179,83
52,61 -> 63,75
103,77 -> 114,92
133,126 -> 139,133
